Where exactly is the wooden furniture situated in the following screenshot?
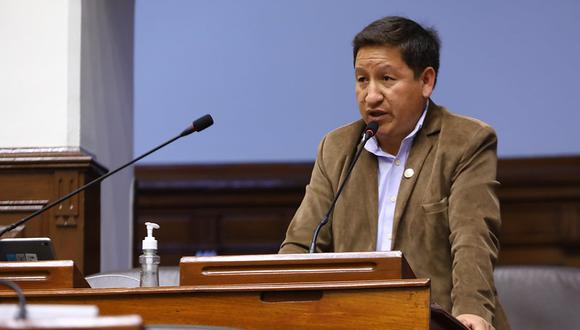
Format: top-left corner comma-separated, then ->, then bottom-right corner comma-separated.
0,148 -> 106,275
134,156 -> 580,267
0,252 -> 456,329
179,251 -> 415,286
0,281 -> 429,329
0,260 -> 89,291
178,252 -> 465,330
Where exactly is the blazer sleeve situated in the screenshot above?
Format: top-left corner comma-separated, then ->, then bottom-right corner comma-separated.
279,135 -> 336,253
447,124 -> 501,323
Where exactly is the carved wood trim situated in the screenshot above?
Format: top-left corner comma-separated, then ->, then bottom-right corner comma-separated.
53,171 -> 80,227
0,147 -> 107,173
0,200 -> 48,212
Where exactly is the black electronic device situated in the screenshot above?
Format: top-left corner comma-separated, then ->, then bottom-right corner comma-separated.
0,238 -> 56,262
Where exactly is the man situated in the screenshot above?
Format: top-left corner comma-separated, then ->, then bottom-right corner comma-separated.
280,16 -> 510,330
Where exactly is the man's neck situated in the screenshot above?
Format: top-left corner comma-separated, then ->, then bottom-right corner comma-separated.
377,136 -> 404,156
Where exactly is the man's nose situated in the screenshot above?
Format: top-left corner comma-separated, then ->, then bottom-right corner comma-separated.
365,81 -> 383,106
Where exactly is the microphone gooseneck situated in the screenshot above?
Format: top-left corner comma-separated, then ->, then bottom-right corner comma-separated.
308,121 -> 378,253
0,114 -> 214,238
0,280 -> 27,319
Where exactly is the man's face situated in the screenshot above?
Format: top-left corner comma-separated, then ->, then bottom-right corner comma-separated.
355,45 -> 435,154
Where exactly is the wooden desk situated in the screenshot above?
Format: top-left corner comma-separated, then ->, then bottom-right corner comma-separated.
0,280 -> 430,330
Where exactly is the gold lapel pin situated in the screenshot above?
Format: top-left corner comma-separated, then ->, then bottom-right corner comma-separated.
404,168 -> 415,179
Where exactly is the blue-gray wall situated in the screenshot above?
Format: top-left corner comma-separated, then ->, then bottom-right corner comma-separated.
135,0 -> 580,163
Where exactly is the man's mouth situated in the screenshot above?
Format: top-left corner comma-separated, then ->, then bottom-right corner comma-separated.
367,110 -> 391,121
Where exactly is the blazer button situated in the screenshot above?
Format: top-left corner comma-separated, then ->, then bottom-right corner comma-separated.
404,168 -> 415,179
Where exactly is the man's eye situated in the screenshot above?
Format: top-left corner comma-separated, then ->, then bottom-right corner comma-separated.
383,76 -> 394,81
357,76 -> 368,83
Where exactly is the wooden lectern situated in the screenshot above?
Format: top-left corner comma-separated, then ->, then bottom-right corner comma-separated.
0,252 -> 465,329
180,251 -> 416,285
179,251 -> 466,330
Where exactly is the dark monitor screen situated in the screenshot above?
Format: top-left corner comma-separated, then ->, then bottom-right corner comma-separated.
0,238 -> 56,261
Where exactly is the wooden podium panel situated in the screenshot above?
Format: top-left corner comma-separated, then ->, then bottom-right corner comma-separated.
180,251 -> 415,286
0,281 -> 430,330
0,260 -> 89,291
0,253 -> 468,329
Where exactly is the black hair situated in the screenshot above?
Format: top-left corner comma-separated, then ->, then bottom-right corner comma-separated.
352,16 -> 441,83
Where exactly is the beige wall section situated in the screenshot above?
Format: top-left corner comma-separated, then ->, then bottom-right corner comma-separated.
0,0 -> 73,147
80,0 -> 135,272
0,0 -> 135,272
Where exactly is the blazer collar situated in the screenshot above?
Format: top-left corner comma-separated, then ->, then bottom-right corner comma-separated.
422,99 -> 443,136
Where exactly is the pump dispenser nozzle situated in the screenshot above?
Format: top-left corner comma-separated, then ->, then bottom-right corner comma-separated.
142,222 -> 160,250
140,221 -> 161,287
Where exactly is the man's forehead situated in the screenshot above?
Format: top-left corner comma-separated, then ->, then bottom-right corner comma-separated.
355,45 -> 404,68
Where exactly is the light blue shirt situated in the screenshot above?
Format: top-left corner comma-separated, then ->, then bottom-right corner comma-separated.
364,105 -> 427,251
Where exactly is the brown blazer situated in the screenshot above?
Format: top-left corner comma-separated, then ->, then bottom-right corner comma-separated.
280,102 -> 510,330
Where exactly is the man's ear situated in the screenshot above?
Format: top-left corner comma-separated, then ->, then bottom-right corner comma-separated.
421,67 -> 436,98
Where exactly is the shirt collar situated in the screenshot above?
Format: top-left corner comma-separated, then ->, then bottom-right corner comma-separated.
364,100 -> 429,158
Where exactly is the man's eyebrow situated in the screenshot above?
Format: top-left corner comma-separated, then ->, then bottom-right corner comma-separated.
355,63 -> 396,72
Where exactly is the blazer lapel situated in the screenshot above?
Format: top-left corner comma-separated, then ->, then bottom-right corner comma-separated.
357,148 -> 379,250
391,101 -> 442,248
334,121 -> 379,252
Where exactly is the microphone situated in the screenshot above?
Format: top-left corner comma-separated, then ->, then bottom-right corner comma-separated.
308,121 -> 378,253
0,114 -> 214,238
363,121 -> 379,141
180,114 -> 214,136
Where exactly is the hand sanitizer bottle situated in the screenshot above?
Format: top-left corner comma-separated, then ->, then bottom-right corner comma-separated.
139,222 -> 160,287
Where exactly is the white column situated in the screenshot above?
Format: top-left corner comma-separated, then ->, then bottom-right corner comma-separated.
0,0 -> 135,272
0,0 -> 75,147
80,0 -> 135,272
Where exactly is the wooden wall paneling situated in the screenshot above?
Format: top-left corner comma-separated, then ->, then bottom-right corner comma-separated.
134,157 -> 580,267
497,156 -> 580,266
0,148 -> 106,275
133,163 -> 310,266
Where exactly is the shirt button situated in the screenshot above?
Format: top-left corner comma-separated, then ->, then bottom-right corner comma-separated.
390,196 -> 396,203
395,159 -> 401,166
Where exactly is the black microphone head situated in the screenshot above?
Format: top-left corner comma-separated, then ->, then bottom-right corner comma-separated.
193,114 -> 214,132
364,121 -> 379,139
181,114 -> 214,136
